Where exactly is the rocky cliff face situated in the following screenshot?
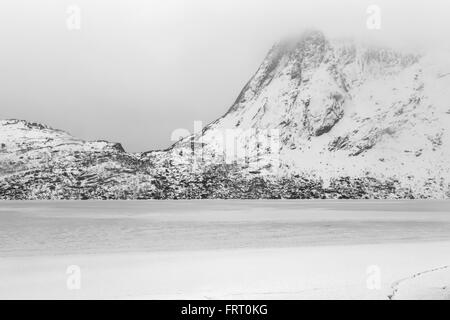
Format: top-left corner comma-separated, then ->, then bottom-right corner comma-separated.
2,30 -> 450,199
172,30 -> 450,198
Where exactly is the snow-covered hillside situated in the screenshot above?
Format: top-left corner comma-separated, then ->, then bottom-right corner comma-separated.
1,30 -> 450,199
0,119 -> 156,199
172,30 -> 450,198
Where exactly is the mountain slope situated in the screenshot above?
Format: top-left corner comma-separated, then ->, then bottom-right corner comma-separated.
0,119 -> 156,199
171,31 -> 450,198
1,30 -> 450,199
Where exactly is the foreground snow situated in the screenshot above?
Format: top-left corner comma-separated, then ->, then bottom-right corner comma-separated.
0,200 -> 449,299
0,242 -> 449,299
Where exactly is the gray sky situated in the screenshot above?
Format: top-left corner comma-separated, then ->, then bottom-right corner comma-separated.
1,0 -> 449,152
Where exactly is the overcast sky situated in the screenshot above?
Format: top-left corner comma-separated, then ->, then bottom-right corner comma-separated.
1,0 -> 449,152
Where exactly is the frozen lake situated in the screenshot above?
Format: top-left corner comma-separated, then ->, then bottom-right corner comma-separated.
1,200 -> 450,256
1,200 -> 450,299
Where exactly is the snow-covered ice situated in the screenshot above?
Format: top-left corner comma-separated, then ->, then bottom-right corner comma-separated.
0,200 -> 449,299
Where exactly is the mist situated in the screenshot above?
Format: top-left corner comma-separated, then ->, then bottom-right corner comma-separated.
0,0 -> 449,152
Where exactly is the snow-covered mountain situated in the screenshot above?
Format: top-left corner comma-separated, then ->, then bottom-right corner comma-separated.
172,30 -> 450,198
0,119 -> 156,199
2,30 -> 450,199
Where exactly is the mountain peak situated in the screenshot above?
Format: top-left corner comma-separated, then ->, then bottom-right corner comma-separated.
0,119 -> 56,131
278,29 -> 326,45
176,32 -> 450,198
2,33 -> 450,199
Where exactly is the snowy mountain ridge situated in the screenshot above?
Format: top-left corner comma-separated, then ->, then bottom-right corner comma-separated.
172,30 -> 450,198
1,30 -> 450,199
